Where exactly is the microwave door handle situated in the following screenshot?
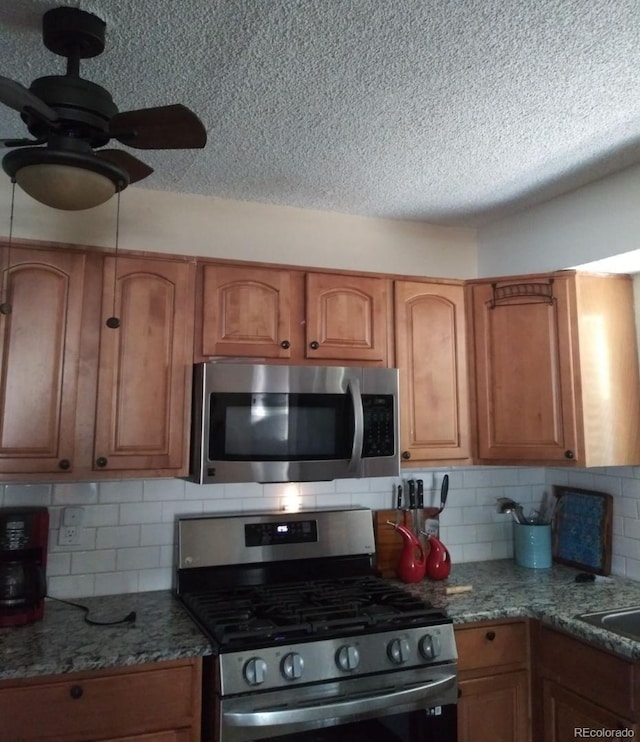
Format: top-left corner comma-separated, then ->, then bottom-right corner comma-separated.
348,377 -> 364,472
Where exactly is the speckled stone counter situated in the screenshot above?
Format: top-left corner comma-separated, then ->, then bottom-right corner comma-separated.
5,561 -> 640,682
0,590 -> 212,681
397,559 -> 640,660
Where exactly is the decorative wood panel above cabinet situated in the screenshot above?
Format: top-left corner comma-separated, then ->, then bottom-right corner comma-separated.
93,255 -> 195,475
469,271 -> 640,466
394,280 -> 470,464
0,246 -> 86,475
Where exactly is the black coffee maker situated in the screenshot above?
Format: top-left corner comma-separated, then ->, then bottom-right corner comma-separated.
0,507 -> 49,627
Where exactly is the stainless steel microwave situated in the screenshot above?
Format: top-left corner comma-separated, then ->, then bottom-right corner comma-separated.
189,363 -> 399,484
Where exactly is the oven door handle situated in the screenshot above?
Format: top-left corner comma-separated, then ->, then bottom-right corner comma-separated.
348,376 -> 364,473
223,672 -> 456,728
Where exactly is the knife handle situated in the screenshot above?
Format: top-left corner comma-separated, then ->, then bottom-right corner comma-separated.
416,479 -> 424,509
396,485 -> 403,510
408,479 -> 416,509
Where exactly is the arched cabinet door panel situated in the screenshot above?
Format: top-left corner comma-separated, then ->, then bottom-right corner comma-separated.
94,255 -> 194,473
394,280 -> 470,463
200,265 -> 292,359
305,272 -> 390,363
0,247 -> 85,474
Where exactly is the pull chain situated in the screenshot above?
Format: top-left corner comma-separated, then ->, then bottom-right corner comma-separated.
0,179 -> 16,316
105,190 -> 121,329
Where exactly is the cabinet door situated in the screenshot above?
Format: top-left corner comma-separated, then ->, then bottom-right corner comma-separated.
470,276 -> 579,462
458,670 -> 530,742
200,265 -> 292,358
395,281 -> 470,462
93,256 -> 194,473
543,680 -> 636,742
305,272 -> 390,363
0,247 -> 85,474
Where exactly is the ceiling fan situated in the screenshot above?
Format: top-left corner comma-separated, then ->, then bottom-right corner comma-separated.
0,6 -> 207,210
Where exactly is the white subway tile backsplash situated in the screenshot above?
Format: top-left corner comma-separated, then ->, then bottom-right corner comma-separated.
48,574 -> 95,599
141,523 -> 174,546
53,482 -> 98,505
5,483 -> 52,507
94,571 -> 138,596
96,525 -> 140,549
15,462 -> 640,597
116,546 -> 161,571
143,478 -> 186,501
71,549 -> 116,574
120,502 -> 163,525
99,480 -> 144,503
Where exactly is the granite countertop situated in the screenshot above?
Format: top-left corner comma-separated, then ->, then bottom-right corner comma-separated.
4,560 -> 640,682
399,560 -> 640,660
0,590 -> 212,681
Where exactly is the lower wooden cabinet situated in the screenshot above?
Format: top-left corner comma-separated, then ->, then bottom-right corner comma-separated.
542,680 -> 637,742
455,619 -> 531,742
0,658 -> 202,742
534,624 -> 639,742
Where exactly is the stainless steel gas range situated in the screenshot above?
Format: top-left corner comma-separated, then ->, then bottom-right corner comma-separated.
176,508 -> 458,742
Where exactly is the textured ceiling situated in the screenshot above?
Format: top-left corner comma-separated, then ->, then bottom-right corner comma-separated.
0,0 -> 638,226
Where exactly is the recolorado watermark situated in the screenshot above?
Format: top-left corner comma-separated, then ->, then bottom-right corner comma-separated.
574,730 -> 635,738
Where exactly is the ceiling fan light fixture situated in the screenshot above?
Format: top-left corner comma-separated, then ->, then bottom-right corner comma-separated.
2,147 -> 129,211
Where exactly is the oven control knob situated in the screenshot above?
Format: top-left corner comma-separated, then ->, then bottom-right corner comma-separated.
419,633 -> 442,660
281,652 -> 304,680
387,637 -> 411,664
243,657 -> 268,686
336,644 -> 360,671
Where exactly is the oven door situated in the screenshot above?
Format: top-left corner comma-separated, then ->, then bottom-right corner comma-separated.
213,665 -> 457,742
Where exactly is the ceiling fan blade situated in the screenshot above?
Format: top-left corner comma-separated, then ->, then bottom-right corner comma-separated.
96,149 -> 154,184
111,104 -> 207,150
0,76 -> 58,124
0,137 -> 46,148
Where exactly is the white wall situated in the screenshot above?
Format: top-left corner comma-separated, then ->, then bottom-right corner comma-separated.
0,180 -> 478,279
1,468 -> 545,598
477,164 -> 640,277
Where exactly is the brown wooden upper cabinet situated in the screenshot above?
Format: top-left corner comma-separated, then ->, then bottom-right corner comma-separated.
200,265 -> 293,359
198,264 -> 391,365
394,280 -> 471,464
0,244 -> 195,481
468,271 -> 640,466
0,246 -> 86,475
304,272 -> 390,363
93,255 -> 195,474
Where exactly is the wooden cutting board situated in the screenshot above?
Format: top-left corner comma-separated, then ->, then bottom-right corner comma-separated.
552,485 -> 613,575
374,508 -> 439,578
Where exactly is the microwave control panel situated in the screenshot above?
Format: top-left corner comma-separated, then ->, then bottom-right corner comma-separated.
362,395 -> 395,458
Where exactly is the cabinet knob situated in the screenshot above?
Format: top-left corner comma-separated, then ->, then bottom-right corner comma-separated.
0,302 -> 12,315
58,459 -> 71,471
401,451 -> 411,460
486,630 -> 496,641
105,316 -> 120,329
280,340 -> 291,349
69,685 -> 83,700
309,341 -> 320,350
96,457 -> 108,468
564,450 -> 575,459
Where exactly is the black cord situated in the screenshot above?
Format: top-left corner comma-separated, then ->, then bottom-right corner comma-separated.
47,595 -> 136,626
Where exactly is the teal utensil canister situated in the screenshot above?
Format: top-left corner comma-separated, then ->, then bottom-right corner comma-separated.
514,523 -> 552,568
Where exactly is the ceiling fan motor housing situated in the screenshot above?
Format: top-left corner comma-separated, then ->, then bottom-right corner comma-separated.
25,75 -> 117,147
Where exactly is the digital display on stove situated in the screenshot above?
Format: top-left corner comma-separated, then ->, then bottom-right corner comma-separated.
245,520 -> 318,546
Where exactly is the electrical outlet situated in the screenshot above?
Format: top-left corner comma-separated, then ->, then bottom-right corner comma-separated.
58,525 -> 80,546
